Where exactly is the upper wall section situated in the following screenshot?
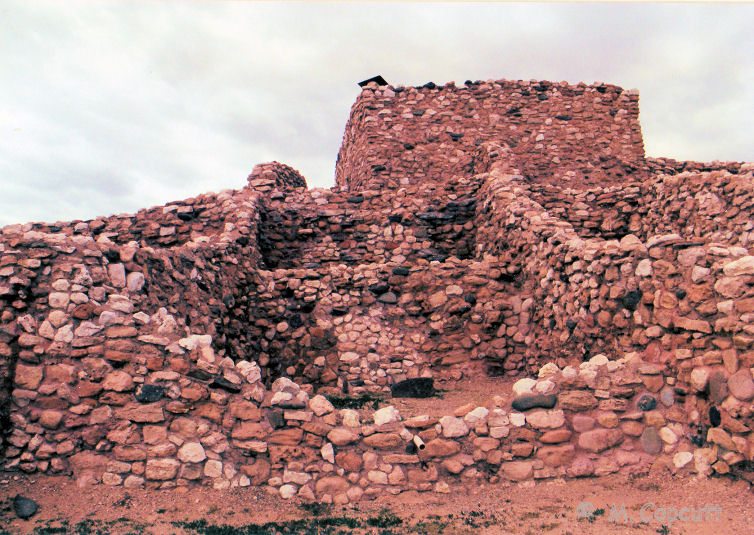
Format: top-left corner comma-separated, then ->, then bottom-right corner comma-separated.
335,79 -> 646,192
247,162 -> 308,190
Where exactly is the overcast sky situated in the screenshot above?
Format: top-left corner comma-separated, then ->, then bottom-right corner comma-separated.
0,2 -> 752,227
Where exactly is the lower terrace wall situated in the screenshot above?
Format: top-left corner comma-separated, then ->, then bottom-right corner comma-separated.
6,339 -> 754,499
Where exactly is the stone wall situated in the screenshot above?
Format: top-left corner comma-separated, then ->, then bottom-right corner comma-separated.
0,185 -> 264,461
336,79 -> 646,192
527,169 -> 754,244
472,145 -> 754,374
1,76 -> 753,497
6,338 -> 754,499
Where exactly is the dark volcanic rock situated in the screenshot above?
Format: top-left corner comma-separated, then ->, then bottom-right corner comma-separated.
512,393 -> 558,411
709,406 -> 721,428
636,394 -> 657,412
622,290 -> 642,311
368,283 -> 390,295
391,378 -> 435,398
187,369 -> 213,382
13,495 -> 38,519
210,377 -> 241,393
135,384 -> 164,403
267,408 -> 285,429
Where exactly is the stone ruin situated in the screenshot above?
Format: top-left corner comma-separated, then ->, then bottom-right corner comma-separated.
1,77 -> 753,502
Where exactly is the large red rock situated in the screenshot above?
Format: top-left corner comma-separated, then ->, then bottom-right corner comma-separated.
39,410 -> 64,429
229,400 -> 261,420
335,451 -> 363,472
729,369 -> 754,401
559,390 -> 598,411
69,451 -> 109,477
269,428 -> 303,445
15,364 -> 44,389
327,427 -> 360,446
115,403 -> 165,423
231,422 -> 266,440
578,429 -> 624,452
102,371 -> 134,392
362,433 -> 402,450
240,459 -> 271,485
537,444 -> 576,467
423,439 -> 460,458
315,476 -> 348,495
145,459 -> 180,480
500,461 -> 532,481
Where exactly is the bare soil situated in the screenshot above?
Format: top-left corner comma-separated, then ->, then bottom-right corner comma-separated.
388,374 -> 517,419
1,471 -> 752,535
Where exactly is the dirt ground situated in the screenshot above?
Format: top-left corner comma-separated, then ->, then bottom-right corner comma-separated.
1,471 -> 752,535
388,374 -> 518,418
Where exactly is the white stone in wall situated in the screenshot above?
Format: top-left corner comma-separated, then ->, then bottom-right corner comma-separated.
342,409 -> 360,427
463,407 -> 489,425
98,310 -> 119,326
525,409 -> 565,429
310,395 -> 335,416
439,416 -> 469,438
74,322 -> 102,337
340,351 -> 360,363
561,366 -> 577,380
490,426 -> 510,439
48,292 -> 70,309
235,361 -> 262,383
127,272 -> 145,292
270,391 -> 293,406
108,263 -> 126,288
509,413 -> 526,427
178,334 -> 213,351
204,459 -> 223,478
534,380 -> 556,395
38,320 -> 56,339
69,292 -> 89,304
283,469 -> 311,485
512,378 -> 536,396
723,256 -> 754,276
178,442 -> 207,463
157,315 -> 179,335
488,409 -> 509,427
107,295 -> 134,313
691,266 -> 710,283
373,406 -> 400,426
659,427 -> 678,445
635,259 -> 652,277
588,354 -> 609,366
717,300 -> 734,315
53,325 -> 74,344
673,451 -> 693,469
690,368 -> 710,392
321,443 -> 335,464
537,362 -> 560,378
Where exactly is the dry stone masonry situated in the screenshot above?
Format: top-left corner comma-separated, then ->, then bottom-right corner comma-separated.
1,77 -> 753,502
